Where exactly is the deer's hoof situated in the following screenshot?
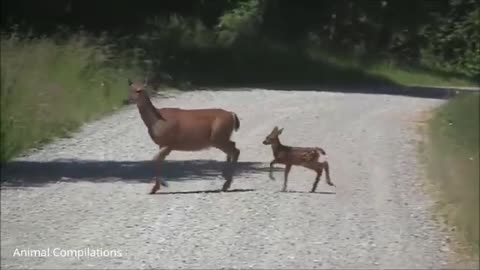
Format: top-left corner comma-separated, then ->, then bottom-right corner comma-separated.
221,184 -> 231,192
149,186 -> 160,195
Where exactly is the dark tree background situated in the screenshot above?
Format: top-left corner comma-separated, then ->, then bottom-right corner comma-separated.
2,0 -> 479,80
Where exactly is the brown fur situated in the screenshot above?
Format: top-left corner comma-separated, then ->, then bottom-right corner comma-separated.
263,126 -> 334,192
127,79 -> 240,194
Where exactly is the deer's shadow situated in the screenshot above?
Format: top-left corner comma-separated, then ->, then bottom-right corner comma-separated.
279,190 -> 336,195
1,159 -> 269,188
154,188 -> 256,195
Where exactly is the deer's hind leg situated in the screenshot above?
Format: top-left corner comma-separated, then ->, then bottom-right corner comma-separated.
211,119 -> 240,163
306,161 -> 334,193
282,164 -> 292,192
303,162 -> 324,193
214,140 -> 240,191
322,161 -> 334,187
150,146 -> 172,194
311,165 -> 323,193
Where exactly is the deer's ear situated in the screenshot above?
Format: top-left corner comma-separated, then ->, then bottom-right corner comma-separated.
128,79 -> 133,86
277,128 -> 284,135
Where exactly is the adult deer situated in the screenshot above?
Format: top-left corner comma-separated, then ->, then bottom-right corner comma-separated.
127,79 -> 240,194
263,126 -> 334,192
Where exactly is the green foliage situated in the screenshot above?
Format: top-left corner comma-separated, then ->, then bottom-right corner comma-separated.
426,92 -> 480,253
421,1 -> 480,78
146,15 -> 216,50
216,0 -> 264,46
0,31 -> 142,161
432,93 -> 479,152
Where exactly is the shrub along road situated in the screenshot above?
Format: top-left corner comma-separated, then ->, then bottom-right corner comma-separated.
1,89 -> 476,269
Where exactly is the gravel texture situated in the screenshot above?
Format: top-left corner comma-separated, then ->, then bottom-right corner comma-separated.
1,89 -> 476,269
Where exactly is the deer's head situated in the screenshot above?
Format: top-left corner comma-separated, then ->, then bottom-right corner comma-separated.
263,126 -> 283,145
126,78 -> 148,104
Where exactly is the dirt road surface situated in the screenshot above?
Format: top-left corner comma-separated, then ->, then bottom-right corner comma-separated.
1,89 -> 476,269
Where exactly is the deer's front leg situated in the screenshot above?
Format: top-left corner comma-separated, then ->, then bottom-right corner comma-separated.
282,164 -> 292,192
150,146 -> 172,194
269,159 -> 277,180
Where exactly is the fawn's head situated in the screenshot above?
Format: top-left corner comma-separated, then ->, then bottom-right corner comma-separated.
263,126 -> 283,145
126,78 -> 148,104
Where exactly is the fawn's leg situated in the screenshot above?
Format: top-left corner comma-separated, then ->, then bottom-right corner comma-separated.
150,146 -> 172,194
215,141 -> 240,191
311,165 -> 323,193
269,159 -> 277,180
282,164 -> 292,192
322,161 -> 334,186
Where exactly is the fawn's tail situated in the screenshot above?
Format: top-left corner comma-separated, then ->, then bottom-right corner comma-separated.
315,147 -> 326,155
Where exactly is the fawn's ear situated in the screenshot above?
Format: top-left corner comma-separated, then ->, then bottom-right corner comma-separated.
277,128 -> 284,135
128,79 -> 133,86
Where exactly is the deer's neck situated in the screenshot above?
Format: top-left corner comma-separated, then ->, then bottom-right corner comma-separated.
271,138 -> 287,156
136,92 -> 163,129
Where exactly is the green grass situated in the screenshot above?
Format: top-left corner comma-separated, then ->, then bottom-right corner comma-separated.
423,92 -> 479,254
367,63 -> 477,87
0,32 -> 142,162
306,47 -> 478,87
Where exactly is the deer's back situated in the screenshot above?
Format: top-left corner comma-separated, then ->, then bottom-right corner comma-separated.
276,146 -> 320,165
157,107 -> 232,122
154,107 -> 234,151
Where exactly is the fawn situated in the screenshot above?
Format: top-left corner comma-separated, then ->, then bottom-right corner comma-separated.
263,126 -> 334,192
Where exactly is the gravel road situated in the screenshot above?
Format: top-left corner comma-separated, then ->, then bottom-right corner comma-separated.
1,89 -> 475,269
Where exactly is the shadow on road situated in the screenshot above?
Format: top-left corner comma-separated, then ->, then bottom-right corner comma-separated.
197,83 -> 477,100
279,190 -> 336,195
154,188 -> 256,195
1,159 -> 269,188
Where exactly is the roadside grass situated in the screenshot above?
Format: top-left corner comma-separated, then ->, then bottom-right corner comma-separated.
421,92 -> 479,255
366,63 -> 476,88
305,47 -> 478,88
0,32 -> 142,162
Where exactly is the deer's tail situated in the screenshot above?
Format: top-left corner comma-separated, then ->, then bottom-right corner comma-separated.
315,147 -> 333,186
315,147 -> 326,155
233,113 -> 240,132
315,147 -> 328,162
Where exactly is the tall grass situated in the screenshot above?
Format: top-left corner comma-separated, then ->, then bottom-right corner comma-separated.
423,92 -> 479,254
0,31 -> 142,161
